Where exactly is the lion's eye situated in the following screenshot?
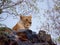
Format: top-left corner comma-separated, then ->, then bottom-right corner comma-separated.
26,19 -> 28,21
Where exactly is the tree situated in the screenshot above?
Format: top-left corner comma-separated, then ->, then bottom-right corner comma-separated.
0,0 -> 39,21
39,0 -> 60,36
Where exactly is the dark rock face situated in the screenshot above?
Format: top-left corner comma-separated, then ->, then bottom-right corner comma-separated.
0,27 -> 56,45
33,42 -> 49,45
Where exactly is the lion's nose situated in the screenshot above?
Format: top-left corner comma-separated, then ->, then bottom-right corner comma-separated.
29,22 -> 31,24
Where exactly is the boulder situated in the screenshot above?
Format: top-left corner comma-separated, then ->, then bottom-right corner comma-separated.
0,27 -> 13,34
33,42 -> 49,45
16,32 -> 28,41
38,30 -> 56,45
0,27 -> 56,45
38,30 -> 46,42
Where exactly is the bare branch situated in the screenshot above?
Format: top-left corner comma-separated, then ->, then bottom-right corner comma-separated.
2,1 -> 23,9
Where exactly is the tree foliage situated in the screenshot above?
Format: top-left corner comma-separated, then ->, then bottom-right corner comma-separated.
0,0 -> 39,21
38,0 -> 60,36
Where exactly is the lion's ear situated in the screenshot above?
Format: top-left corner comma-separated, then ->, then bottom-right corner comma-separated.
29,15 -> 32,18
20,15 -> 23,20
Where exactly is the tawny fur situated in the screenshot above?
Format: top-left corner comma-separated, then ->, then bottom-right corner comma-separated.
12,15 -> 32,31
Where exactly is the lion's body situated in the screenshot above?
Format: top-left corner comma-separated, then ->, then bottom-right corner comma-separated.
12,15 -> 32,31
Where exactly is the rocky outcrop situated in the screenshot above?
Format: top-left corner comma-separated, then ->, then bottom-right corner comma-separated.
0,27 -> 56,45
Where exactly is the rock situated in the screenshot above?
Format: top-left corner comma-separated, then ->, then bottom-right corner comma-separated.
45,34 -> 51,42
0,28 -> 56,45
9,40 -> 18,45
16,29 -> 33,41
24,30 -> 33,41
38,30 -> 56,45
31,34 -> 39,43
0,27 -> 13,34
16,31 -> 28,41
33,42 -> 49,45
38,30 -> 46,36
22,41 -> 33,45
22,29 -> 39,43
11,39 -> 33,45
38,30 -> 46,42
0,32 -> 10,45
